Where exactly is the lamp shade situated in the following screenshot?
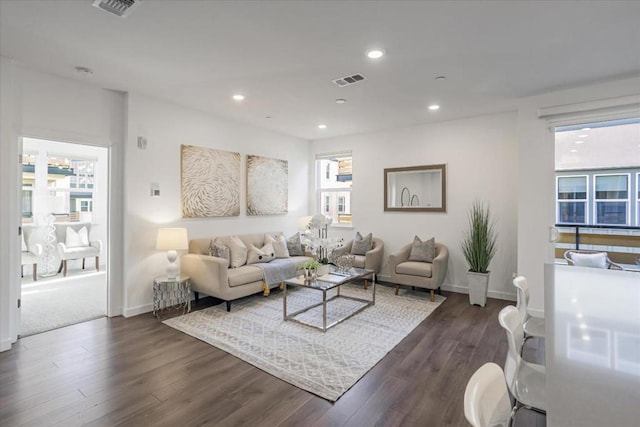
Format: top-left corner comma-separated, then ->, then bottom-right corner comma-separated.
156,227 -> 189,251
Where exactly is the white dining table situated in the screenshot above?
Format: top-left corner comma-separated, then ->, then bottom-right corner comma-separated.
545,264 -> 640,427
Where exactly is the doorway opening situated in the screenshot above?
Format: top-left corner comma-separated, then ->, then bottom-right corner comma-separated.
20,138 -> 109,336
554,117 -> 640,269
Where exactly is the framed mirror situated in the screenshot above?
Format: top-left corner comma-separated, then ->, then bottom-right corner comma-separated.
384,164 -> 446,212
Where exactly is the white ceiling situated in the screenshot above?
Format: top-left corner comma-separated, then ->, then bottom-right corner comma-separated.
1,0 -> 639,140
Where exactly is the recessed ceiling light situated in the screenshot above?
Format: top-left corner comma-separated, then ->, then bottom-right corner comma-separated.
265,116 -> 272,119
578,134 -> 589,138
74,66 -> 93,76
366,49 -> 385,59
435,76 -> 446,81
232,94 -> 245,101
575,140 -> 585,144
428,104 -> 440,111
581,127 -> 591,131
582,335 -> 591,341
318,124 -> 327,129
570,149 -> 578,153
335,98 -> 347,104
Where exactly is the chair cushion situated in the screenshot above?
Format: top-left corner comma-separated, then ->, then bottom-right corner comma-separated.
350,232 -> 372,255
21,252 -> 38,265
408,236 -> 435,263
352,255 -> 366,269
227,265 -> 264,287
66,226 -> 90,248
571,252 -> 607,268
396,261 -> 433,278
62,246 -> 100,258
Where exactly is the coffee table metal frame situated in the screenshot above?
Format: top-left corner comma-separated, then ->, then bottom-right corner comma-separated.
283,267 -> 375,332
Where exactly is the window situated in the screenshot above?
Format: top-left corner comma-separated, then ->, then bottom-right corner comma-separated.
80,200 -> 93,212
557,176 -> 587,224
316,151 -> 352,225
594,174 -> 629,225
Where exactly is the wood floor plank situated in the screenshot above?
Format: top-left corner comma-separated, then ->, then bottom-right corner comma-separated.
0,291 -> 545,426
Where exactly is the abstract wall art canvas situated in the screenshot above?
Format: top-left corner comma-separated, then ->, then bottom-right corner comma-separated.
246,155 -> 288,215
181,145 -> 240,217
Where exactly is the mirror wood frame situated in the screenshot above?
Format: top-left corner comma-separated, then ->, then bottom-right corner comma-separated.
384,164 -> 447,212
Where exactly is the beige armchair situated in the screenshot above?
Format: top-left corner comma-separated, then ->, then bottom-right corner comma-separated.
389,241 -> 449,301
331,237 -> 384,289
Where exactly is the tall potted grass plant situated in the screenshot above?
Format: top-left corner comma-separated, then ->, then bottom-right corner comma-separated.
461,200 -> 497,307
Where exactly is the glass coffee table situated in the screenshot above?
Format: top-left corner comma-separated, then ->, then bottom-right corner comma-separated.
282,266 -> 375,332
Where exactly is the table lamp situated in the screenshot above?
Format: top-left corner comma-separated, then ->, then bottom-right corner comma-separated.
156,227 -> 189,279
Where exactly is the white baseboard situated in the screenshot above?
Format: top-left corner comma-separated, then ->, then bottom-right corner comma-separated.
1,337 -> 13,352
377,276 -> 517,302
123,303 -> 153,318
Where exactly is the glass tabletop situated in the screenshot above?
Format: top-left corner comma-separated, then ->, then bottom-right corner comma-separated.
284,266 -> 373,290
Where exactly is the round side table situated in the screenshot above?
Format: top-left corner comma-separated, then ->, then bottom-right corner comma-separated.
153,275 -> 191,318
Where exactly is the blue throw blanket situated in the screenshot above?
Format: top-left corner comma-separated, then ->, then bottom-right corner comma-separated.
254,259 -> 297,285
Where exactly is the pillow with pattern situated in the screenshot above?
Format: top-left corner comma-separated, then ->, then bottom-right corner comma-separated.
207,240 -> 231,264
247,243 -> 276,264
286,232 -> 304,256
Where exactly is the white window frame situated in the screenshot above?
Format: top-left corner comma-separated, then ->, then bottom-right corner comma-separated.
337,196 -> 345,213
315,150 -> 352,227
593,173 -> 630,226
556,175 -> 588,224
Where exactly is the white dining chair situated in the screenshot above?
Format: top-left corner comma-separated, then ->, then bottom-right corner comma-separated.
512,276 -> 545,339
498,305 -> 547,416
464,362 -> 513,427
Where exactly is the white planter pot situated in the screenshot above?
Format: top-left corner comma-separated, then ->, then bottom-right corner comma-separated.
467,271 -> 490,307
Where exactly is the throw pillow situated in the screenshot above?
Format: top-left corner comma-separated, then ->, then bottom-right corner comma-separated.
408,236 -> 435,263
21,232 -> 27,252
66,227 -> 89,248
247,243 -> 276,264
265,234 -> 290,258
286,232 -> 304,256
207,240 -> 231,264
350,232 -> 373,255
571,252 -> 607,269
216,235 -> 248,268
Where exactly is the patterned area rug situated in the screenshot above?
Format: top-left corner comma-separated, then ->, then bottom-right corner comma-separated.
164,283 -> 444,401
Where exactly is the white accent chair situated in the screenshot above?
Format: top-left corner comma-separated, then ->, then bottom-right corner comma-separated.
55,222 -> 102,276
464,362 -> 512,427
21,227 -> 43,281
512,276 -> 545,340
564,249 -> 623,270
498,306 -> 547,417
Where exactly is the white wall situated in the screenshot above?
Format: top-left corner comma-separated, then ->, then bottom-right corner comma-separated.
310,112 -> 519,300
123,93 -> 310,316
0,60 -> 126,351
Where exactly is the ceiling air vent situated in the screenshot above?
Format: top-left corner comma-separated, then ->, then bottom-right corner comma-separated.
92,0 -> 140,18
332,73 -> 366,87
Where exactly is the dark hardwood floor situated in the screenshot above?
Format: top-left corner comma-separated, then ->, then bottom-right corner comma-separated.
0,287 -> 545,426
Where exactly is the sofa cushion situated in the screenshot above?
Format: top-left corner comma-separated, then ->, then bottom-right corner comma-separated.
286,232 -> 304,256
247,243 -> 276,264
350,232 -> 372,255
396,261 -> 433,278
408,236 -> 435,263
208,240 -> 230,263
216,235 -> 247,268
227,265 -> 264,287
265,234 -> 290,258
